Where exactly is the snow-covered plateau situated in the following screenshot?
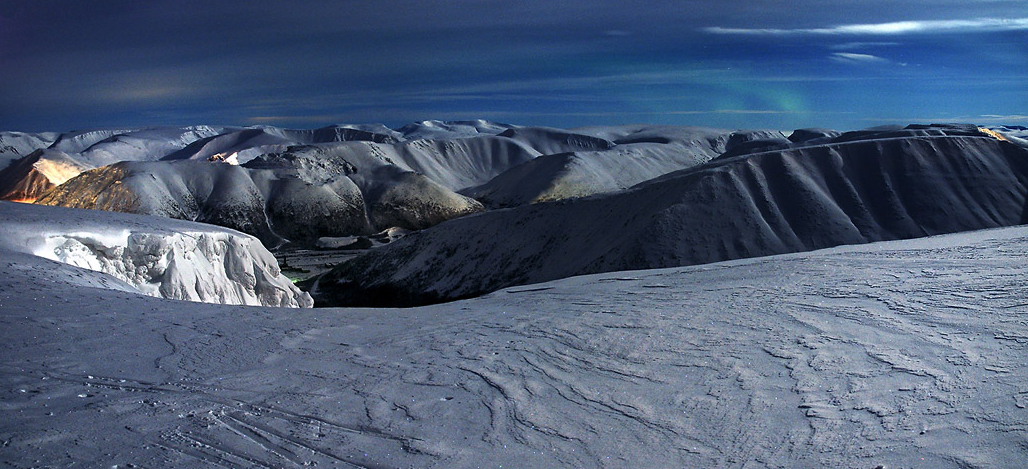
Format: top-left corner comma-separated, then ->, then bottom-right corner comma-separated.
1,212 -> 1026,468
0,202 -> 312,307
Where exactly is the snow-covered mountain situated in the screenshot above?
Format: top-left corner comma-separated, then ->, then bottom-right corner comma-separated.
462,126 -> 779,207
0,131 -> 61,169
34,156 -> 483,248
0,201 -> 311,307
308,124 -> 1028,307
7,121 -> 1025,254
160,125 -> 402,163
15,121 -> 767,246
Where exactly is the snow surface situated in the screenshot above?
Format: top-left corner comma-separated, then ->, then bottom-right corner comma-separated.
1,224 -> 1026,468
311,126 -> 1028,307
0,202 -> 311,307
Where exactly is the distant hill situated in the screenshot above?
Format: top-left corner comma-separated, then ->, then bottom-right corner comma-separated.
16,121 -> 769,246
307,124 -> 1028,307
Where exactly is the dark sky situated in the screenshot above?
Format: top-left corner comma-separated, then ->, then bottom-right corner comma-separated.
1,0 -> 1025,131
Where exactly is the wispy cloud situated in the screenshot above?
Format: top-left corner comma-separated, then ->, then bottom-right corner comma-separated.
704,17 -> 1028,35
830,42 -> 901,50
830,52 -> 892,65
979,114 -> 1028,122
864,114 -> 1028,123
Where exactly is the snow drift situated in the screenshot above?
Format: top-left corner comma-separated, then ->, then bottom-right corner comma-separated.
0,201 -> 312,307
309,124 -> 1028,307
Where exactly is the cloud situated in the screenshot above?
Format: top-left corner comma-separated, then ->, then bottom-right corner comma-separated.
830,42 -> 901,50
863,114 -> 1028,124
830,52 -> 891,65
704,17 -> 1028,35
979,114 -> 1028,122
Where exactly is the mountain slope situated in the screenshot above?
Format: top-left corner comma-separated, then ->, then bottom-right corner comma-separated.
309,126 -> 1028,306
0,131 -> 60,170
35,158 -> 483,247
0,149 -> 92,202
464,127 -> 786,207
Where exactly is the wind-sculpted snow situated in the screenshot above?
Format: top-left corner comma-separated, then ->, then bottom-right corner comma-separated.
2,225 -> 1026,467
310,126 -> 1028,307
0,202 -> 311,307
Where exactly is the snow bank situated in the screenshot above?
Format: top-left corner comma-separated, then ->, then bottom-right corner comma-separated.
0,202 -> 312,307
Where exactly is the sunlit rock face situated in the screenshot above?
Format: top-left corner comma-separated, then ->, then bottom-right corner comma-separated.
987,125 -> 1028,149
0,201 -> 312,307
0,149 -> 92,203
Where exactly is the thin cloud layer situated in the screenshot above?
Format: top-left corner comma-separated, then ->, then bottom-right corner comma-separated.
705,17 -> 1028,35
830,52 -> 891,65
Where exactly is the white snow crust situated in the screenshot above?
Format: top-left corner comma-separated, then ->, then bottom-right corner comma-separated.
0,201 -> 312,307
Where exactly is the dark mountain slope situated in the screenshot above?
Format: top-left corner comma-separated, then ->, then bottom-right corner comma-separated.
309,127 -> 1028,307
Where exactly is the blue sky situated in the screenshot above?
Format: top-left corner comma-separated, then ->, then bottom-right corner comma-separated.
0,0 -> 1025,131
